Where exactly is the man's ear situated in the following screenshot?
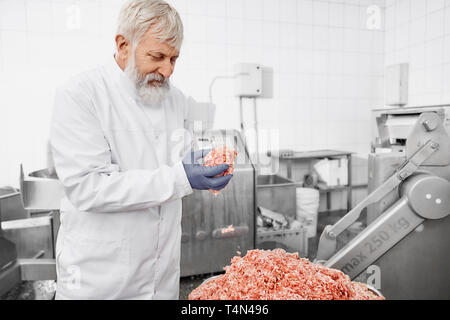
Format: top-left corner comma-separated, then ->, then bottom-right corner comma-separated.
115,35 -> 131,68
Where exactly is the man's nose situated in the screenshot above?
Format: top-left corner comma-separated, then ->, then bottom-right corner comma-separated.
158,59 -> 174,79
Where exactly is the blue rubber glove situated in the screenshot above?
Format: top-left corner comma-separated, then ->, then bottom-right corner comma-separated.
182,149 -> 233,191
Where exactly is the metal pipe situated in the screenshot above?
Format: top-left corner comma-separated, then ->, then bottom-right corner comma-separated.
253,97 -> 260,172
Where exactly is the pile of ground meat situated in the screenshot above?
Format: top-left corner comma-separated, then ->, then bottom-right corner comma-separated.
189,249 -> 384,300
203,147 -> 237,195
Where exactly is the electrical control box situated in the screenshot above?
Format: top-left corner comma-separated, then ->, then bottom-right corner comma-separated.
234,63 -> 263,98
385,63 -> 409,107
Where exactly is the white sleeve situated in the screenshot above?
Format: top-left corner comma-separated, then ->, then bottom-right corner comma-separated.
50,85 -> 192,213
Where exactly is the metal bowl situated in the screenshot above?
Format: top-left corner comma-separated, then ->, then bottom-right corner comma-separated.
354,282 -> 384,299
200,275 -> 221,286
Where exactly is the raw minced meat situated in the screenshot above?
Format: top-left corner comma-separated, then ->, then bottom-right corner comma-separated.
188,249 -> 384,300
203,146 -> 237,195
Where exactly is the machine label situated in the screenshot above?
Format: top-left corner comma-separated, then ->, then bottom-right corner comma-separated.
341,216 -> 411,275
389,217 -> 410,233
364,230 -> 390,254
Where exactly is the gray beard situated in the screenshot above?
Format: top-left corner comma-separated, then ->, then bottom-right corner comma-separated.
124,55 -> 170,105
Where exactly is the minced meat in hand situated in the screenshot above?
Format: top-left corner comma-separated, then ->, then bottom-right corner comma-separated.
203,147 -> 237,195
188,249 -> 384,300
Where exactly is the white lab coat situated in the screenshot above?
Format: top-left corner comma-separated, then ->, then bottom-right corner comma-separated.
50,56 -> 194,300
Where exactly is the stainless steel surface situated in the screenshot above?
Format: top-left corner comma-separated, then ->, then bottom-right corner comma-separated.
2,216 -> 54,259
406,112 -> 450,166
0,237 -> 17,269
325,197 -> 425,278
256,175 -> 297,218
18,259 -> 57,281
0,260 -> 21,297
372,213 -> 450,299
1,168 -> 60,297
401,174 -> 450,220
372,105 -> 450,150
316,139 -> 438,261
0,188 -> 19,273
18,167 -> 62,250
278,150 -> 353,160
0,187 -> 29,221
0,186 -> 20,296
212,225 -> 249,239
20,165 -> 63,211
255,175 -> 306,255
181,130 -> 255,277
320,108 -> 450,299
0,212 -> 57,296
367,152 -> 405,224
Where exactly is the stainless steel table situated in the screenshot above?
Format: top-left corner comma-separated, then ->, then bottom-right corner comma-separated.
278,150 -> 353,212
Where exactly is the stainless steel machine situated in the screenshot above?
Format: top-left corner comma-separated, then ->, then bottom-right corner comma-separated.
371,105 -> 450,152
181,129 -> 256,277
316,109 -> 450,299
0,168 -> 59,297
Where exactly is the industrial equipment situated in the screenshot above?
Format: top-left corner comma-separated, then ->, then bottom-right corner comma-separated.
256,175 -> 297,218
385,63 -> 409,107
254,175 -> 308,257
180,129 -> 255,277
316,110 -> 450,299
0,168 -> 59,297
0,187 -> 28,222
371,105 -> 450,152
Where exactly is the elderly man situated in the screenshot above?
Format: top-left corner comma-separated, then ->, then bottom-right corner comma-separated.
50,0 -> 232,300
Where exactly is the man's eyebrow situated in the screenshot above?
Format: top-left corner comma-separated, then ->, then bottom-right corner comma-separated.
148,50 -> 164,55
148,50 -> 179,58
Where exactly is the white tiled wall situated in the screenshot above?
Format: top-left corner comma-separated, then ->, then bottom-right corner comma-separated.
171,0 -> 386,159
0,0 -> 386,187
385,0 -> 450,106
0,0 -> 126,187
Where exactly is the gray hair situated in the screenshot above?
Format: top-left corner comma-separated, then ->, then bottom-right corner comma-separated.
117,0 -> 184,50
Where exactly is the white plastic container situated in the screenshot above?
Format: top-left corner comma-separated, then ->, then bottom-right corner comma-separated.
313,158 -> 348,187
296,188 -> 320,238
